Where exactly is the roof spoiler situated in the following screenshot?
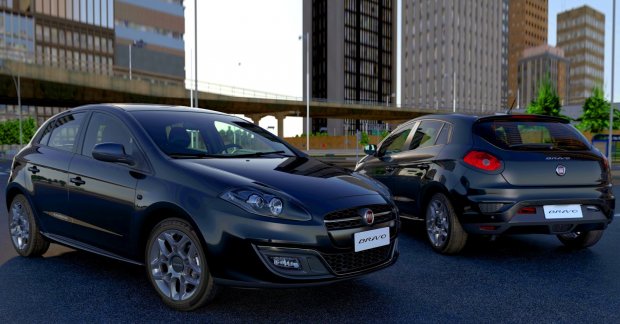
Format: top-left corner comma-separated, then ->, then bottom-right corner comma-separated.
475,114 -> 571,124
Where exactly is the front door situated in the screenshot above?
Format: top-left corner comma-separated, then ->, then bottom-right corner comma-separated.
66,112 -> 145,255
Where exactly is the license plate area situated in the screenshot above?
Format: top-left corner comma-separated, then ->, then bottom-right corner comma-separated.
543,204 -> 583,219
354,227 -> 390,252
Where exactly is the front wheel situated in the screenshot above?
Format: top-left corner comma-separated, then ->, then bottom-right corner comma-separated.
146,218 -> 219,311
9,194 -> 50,257
425,193 -> 467,254
557,230 -> 604,249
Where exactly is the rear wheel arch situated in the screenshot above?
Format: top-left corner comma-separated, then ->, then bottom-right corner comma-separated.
418,182 -> 453,216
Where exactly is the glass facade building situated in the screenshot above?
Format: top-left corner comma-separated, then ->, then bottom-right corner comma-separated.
32,0 -> 115,75
113,0 -> 185,83
304,0 -> 396,135
0,9 -> 35,62
557,5 -> 605,105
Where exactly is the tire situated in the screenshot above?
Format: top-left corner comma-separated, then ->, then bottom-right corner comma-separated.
8,194 -> 50,257
425,193 -> 468,254
145,218 -> 219,311
557,230 -> 604,249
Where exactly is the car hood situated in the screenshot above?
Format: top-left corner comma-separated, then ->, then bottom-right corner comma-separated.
179,156 -> 387,202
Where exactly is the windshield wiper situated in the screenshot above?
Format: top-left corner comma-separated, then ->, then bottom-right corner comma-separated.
168,152 -> 216,159
230,151 -> 294,158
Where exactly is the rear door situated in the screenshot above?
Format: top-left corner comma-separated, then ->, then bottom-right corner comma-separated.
473,116 -> 606,187
23,112 -> 87,234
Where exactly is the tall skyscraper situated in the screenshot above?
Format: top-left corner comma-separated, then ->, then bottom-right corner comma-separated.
303,0 -> 396,135
113,0 -> 184,84
401,0 -> 504,113
557,5 -> 605,105
507,0 -> 548,109
517,45 -> 569,108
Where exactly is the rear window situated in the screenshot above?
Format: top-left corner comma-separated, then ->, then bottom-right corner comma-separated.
474,119 -> 589,151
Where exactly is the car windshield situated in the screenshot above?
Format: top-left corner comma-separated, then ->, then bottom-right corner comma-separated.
131,110 -> 296,158
474,119 -> 590,151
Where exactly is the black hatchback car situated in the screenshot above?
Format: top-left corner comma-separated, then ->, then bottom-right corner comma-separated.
356,114 -> 614,254
7,104 -> 399,311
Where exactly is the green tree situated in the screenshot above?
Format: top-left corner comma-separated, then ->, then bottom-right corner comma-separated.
0,118 -> 37,145
576,86 -> 620,133
526,77 -> 566,118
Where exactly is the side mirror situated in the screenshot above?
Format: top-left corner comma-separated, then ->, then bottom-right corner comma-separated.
364,144 -> 377,155
92,143 -> 135,166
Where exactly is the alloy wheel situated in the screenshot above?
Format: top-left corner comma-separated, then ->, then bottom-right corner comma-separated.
9,200 -> 30,251
426,197 -> 449,247
148,229 -> 202,301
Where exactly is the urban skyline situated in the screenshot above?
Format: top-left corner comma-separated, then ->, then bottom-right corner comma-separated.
188,0 -> 618,108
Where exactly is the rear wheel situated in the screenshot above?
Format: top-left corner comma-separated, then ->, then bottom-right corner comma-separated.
146,218 -> 219,311
9,194 -> 50,257
425,193 -> 468,254
557,230 -> 604,249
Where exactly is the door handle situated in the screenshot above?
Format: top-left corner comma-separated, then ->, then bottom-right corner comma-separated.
385,166 -> 395,173
27,166 -> 40,174
70,177 -> 86,186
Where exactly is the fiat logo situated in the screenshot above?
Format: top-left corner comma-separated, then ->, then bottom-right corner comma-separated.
556,165 -> 566,176
359,208 -> 375,225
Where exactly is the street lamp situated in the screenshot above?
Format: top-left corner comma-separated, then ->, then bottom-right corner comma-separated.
0,59 -> 23,146
128,39 -> 145,80
299,32 -> 309,151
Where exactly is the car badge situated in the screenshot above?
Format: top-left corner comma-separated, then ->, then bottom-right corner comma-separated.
359,208 -> 375,225
556,164 -> 566,176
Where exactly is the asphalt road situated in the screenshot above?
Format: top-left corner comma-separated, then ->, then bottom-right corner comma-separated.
0,162 -> 619,322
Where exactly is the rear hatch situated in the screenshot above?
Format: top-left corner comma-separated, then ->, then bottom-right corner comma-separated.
473,115 -> 608,187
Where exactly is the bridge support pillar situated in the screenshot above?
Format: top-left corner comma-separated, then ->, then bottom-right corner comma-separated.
246,114 -> 267,125
274,113 -> 288,138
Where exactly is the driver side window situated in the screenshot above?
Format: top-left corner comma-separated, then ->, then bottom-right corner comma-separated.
379,126 -> 413,156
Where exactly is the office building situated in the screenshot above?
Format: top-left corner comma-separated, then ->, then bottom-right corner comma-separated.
32,0 -> 115,75
507,0 -> 548,109
517,45 -> 569,108
303,0 -> 396,135
1,0 -> 115,124
557,5 -> 605,105
113,0 -> 184,84
401,0 -> 505,113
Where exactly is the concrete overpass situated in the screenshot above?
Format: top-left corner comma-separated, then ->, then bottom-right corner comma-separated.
0,60 -> 468,136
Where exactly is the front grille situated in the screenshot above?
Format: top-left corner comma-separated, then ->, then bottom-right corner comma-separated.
321,244 -> 392,275
324,204 -> 394,230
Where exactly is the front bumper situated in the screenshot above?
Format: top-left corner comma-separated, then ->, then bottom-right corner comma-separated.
197,197 -> 400,288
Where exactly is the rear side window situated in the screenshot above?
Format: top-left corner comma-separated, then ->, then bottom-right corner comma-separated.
475,119 -> 589,151
47,113 -> 86,152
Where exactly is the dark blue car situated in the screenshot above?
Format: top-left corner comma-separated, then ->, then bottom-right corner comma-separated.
7,104 -> 399,311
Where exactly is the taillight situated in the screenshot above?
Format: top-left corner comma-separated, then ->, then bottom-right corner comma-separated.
463,151 -> 502,171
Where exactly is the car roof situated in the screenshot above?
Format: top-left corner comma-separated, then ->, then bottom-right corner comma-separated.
70,104 -> 229,116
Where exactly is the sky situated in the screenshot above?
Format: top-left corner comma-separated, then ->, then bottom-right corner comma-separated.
184,0 -> 620,136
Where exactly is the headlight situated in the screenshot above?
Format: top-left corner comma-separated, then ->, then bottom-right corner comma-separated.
220,187 -> 310,221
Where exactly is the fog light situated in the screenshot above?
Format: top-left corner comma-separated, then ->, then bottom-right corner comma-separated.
269,256 -> 302,270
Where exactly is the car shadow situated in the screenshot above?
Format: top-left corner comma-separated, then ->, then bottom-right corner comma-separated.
0,249 -> 400,321
398,218 -> 602,262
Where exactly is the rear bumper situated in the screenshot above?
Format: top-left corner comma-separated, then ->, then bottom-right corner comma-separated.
459,198 -> 614,235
